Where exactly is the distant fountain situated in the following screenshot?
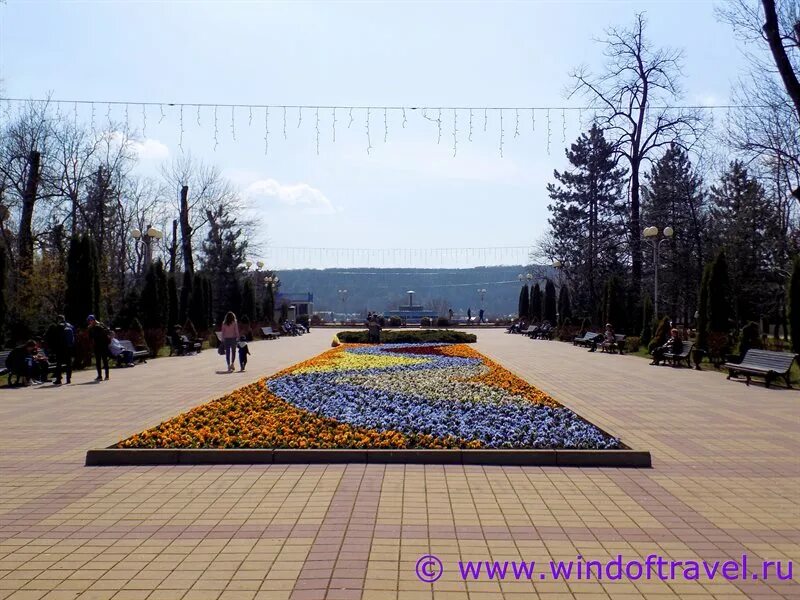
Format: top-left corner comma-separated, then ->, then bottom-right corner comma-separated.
384,290 -> 438,323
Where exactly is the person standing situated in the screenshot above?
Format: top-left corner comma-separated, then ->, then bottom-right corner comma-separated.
46,315 -> 75,385
88,315 -> 110,381
467,307 -> 472,324
478,308 -> 485,324
237,336 -> 251,372
221,312 -> 240,372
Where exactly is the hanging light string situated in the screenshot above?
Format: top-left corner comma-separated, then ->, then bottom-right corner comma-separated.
10,97 -> 758,111
27,97 -> 757,158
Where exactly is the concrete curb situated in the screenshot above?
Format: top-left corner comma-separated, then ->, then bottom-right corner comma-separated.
86,448 -> 651,468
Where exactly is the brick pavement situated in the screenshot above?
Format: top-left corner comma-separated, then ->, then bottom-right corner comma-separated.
1,329 -> 797,599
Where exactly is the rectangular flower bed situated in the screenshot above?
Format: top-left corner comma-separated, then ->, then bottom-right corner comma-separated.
90,343 -> 649,466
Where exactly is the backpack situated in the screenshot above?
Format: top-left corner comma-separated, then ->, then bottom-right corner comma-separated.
62,323 -> 76,348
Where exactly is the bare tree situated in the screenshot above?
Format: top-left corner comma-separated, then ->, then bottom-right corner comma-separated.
718,0 -> 800,199
568,13 -> 705,300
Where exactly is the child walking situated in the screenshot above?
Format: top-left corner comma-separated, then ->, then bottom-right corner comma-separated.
237,336 -> 251,372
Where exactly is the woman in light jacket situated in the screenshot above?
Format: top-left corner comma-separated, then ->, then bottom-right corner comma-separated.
221,312 -> 240,372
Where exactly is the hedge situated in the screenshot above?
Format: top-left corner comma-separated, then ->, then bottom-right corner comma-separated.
336,329 -> 477,344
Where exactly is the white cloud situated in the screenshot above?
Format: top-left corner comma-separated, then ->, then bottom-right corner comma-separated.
107,131 -> 169,161
243,179 -> 338,215
131,138 -> 170,161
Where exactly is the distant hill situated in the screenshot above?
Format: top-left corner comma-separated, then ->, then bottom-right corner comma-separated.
275,265 -> 553,318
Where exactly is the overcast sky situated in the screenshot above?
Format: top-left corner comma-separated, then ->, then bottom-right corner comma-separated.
2,0 -> 745,268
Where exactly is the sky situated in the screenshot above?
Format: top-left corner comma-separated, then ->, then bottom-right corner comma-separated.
1,0 -> 745,269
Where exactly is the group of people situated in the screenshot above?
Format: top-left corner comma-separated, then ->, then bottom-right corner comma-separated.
4,313 -> 134,386
466,308 -> 485,324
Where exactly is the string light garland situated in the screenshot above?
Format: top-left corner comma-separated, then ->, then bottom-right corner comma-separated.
8,96 -> 762,158
264,106 -> 269,156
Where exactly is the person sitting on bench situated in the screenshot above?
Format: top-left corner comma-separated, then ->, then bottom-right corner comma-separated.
589,324 -> 614,352
650,328 -> 683,366
108,332 -> 135,367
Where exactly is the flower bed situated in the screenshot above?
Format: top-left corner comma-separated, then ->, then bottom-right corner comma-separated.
117,343 -> 620,450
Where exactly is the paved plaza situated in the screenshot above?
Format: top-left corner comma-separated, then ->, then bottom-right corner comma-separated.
0,329 -> 797,600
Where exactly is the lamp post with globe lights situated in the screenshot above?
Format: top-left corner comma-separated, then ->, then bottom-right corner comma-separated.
131,225 -> 164,274
338,289 -> 348,322
643,226 -> 674,316
264,274 -> 279,324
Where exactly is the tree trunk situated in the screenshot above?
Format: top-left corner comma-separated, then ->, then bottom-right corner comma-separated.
169,219 -> 178,274
179,185 -> 194,274
630,161 -> 642,301
762,0 -> 800,122
17,151 -> 40,276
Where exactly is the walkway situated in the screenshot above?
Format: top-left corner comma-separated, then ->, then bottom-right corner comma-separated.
0,329 -> 797,600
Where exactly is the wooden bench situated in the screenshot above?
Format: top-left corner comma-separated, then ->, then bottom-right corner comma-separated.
260,326 -> 279,340
574,332 -> 602,347
167,335 -> 201,356
1,349 -> 57,385
117,339 -> 149,364
534,326 -> 554,340
600,334 -> 627,354
724,349 -> 798,388
664,340 -> 694,368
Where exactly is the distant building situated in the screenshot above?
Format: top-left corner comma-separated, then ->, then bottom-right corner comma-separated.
275,292 -> 314,321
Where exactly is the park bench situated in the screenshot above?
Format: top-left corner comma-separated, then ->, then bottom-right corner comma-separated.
600,334 -> 627,354
535,326 -> 555,340
1,348 -> 57,386
574,332 -> 602,347
521,325 -> 538,337
113,339 -> 149,365
724,349 -> 798,389
664,340 -> 694,368
260,326 -> 279,340
167,335 -> 200,357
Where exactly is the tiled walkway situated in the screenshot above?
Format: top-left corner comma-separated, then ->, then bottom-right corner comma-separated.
1,329 -> 797,599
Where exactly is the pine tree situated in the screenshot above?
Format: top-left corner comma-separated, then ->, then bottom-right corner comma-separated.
263,282 -> 276,325
708,250 -> 732,333
202,204 -> 248,320
0,245 -> 6,345
546,125 -> 628,319
710,161 -> 772,324
557,285 -> 572,325
140,259 -> 167,329
789,255 -> 800,353
242,277 -> 256,321
179,270 -> 193,324
640,294 -> 654,348
65,234 -> 101,325
642,144 -> 707,325
543,279 -> 557,324
529,283 -> 542,322
603,276 -> 628,333
167,274 -> 179,329
697,260 -> 712,351
518,285 -> 530,320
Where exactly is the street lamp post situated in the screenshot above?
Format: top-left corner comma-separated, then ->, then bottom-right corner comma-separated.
131,225 -> 163,272
552,260 -> 564,322
643,226 -> 674,316
264,274 -> 279,323
338,289 -> 348,322
477,288 -> 487,321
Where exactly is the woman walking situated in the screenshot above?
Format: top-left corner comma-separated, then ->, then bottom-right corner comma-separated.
221,312 -> 240,372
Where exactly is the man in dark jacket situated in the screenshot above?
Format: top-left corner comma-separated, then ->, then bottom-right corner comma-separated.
46,315 -> 75,385
87,314 -> 110,381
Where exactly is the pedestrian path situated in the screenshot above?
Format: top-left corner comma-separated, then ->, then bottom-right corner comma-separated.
0,329 -> 797,600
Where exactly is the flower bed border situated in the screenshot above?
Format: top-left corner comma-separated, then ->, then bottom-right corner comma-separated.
85,447 -> 651,468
